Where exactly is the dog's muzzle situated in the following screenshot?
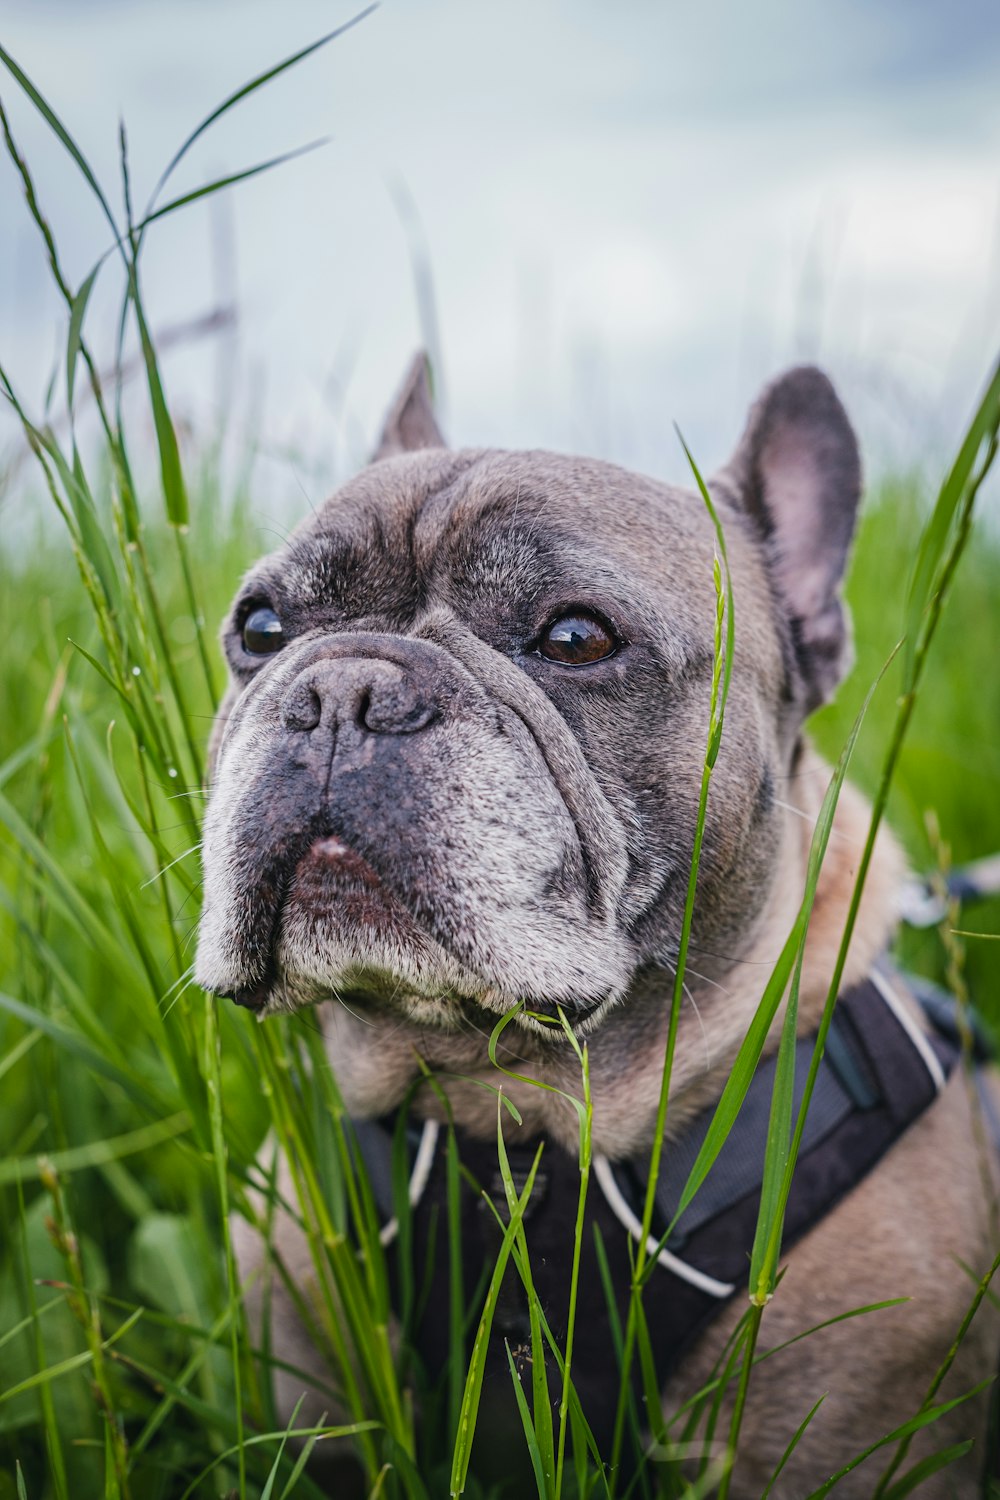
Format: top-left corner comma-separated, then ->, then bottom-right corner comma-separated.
196,624 -> 634,1021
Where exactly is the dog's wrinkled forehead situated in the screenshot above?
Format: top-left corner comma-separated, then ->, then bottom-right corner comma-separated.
226,358 -> 862,727
234,447 -> 738,670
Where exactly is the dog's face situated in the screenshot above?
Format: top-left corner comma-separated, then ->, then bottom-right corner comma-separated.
195,360 -> 861,1035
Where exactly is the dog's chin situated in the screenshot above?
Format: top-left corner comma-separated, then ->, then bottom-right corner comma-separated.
221,835 -> 474,1020
208,837 -> 493,1024
284,836 -> 433,970
203,835 -> 619,1031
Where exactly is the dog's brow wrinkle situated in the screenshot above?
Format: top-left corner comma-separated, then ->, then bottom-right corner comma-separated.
409,451 -> 487,562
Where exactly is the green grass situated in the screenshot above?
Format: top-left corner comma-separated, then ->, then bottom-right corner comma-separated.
2,28 -> 1000,1500
814,476 -> 1000,1016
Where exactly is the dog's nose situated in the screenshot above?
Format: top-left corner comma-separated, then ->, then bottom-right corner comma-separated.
281,656 -> 438,738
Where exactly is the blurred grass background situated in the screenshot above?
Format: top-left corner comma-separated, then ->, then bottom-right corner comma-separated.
812,479 -> 1000,1006
0,473 -> 264,1499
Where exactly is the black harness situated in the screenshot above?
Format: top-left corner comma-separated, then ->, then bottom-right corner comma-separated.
353,969 -> 962,1452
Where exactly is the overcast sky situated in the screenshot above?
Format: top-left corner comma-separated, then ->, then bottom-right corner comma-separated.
2,0 -> 999,508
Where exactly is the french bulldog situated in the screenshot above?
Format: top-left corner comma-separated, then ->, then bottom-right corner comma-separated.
195,357 -> 998,1496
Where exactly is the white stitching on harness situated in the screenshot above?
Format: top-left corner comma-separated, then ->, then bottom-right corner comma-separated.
379,1118 -> 440,1247
592,1154 -> 735,1298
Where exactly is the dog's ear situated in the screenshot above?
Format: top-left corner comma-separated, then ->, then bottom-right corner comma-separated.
372,352 -> 446,461
715,366 -> 861,711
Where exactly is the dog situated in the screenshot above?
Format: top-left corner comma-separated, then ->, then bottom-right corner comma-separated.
195,356 -> 998,1496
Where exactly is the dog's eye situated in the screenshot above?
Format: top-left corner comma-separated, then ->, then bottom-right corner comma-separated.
242,606 -> 284,656
538,612 -> 618,665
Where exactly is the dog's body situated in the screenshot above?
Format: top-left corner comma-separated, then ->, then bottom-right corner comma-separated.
197,358 -> 998,1495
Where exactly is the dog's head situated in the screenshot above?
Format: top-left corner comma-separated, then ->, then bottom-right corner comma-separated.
195,356 -> 860,1035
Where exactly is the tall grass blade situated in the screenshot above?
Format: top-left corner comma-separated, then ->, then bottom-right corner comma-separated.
756,1297 -> 908,1366
651,921 -> 799,1254
176,1422 -> 378,1500
15,1179 -> 69,1500
881,1441 -> 975,1499
66,262 -> 102,414
610,439 -> 734,1484
446,1126 -> 466,1451
746,646 -> 895,1301
203,996 -> 247,1498
492,1107 -> 555,1493
0,44 -> 121,241
259,1395 -> 305,1500
0,392 -> 119,607
147,9 -> 377,208
553,1012 -> 593,1497
0,992 -> 168,1110
0,1112 -> 190,1186
530,1295 -> 613,1496
904,355 -> 1000,683
131,290 -> 188,525
505,1341 -> 550,1498
675,428 -> 735,770
141,141 -> 330,233
760,1395 -> 825,1497
277,1413 -> 334,1500
449,1119 -> 543,1496
802,1379 -> 993,1499
872,1240 -> 1000,1495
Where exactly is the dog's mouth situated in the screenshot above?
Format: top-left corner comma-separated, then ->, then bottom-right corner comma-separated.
217,840 -> 395,1014
291,835 -> 399,920
210,830 -> 615,1029
214,831 -> 469,1016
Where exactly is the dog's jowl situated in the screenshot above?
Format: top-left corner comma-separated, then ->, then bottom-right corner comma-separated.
196,355 -> 998,1497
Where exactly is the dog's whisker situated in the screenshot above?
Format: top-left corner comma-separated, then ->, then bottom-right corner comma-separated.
172,885 -> 204,922
682,963 -> 732,998
659,949 -> 733,998
685,942 -> 782,967
682,980 -> 712,1075
335,989 -> 378,1028
141,842 -> 203,889
159,965 -> 199,1016
178,920 -> 204,957
773,796 -> 849,842
659,956 -> 717,1072
159,962 -> 197,1004
288,461 -> 319,517
773,796 -> 813,822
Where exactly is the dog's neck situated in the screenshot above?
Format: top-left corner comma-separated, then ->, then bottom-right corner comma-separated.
323,745 -> 904,1158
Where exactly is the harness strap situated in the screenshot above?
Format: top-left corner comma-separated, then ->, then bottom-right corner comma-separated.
350,968 -> 961,1451
600,971 -> 955,1298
